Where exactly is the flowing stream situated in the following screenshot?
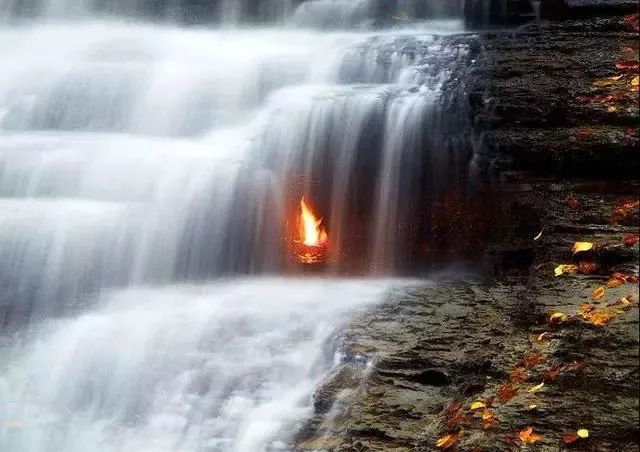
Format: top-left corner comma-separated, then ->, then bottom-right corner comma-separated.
0,2 -> 469,450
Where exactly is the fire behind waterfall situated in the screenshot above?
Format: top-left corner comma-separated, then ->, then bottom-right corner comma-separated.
295,197 -> 328,264
300,197 -> 328,247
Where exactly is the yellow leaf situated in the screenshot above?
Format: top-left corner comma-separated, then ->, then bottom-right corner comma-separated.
592,75 -> 623,86
592,286 -> 606,300
527,404 -> 538,410
528,382 -> 545,393
549,311 -> 568,324
536,332 -> 549,341
555,264 -> 578,276
632,75 -> 639,87
607,105 -> 618,113
482,410 -> 494,421
572,241 -> 594,255
577,428 -> 589,438
533,230 -> 543,241
470,401 -> 486,410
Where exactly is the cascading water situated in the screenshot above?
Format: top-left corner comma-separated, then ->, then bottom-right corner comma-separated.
0,1 -> 472,450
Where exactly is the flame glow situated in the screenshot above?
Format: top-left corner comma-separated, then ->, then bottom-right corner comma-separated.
300,197 -> 328,247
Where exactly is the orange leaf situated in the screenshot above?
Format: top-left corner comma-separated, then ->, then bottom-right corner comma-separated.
585,309 -> 616,326
482,410 -> 498,429
564,433 -> 579,445
592,286 -> 606,300
435,433 -> 459,449
579,304 -> 596,314
497,383 -> 518,404
518,426 -> 543,444
606,277 -> 625,288
555,264 -> 578,277
578,261 -> 600,274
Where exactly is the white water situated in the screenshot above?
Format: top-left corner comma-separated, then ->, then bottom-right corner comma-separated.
0,279 -> 395,452
0,4 -> 466,451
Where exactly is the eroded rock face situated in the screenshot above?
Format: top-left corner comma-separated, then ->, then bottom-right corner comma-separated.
295,12 -> 639,452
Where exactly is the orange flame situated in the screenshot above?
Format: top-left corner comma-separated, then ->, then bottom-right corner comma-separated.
300,197 -> 328,247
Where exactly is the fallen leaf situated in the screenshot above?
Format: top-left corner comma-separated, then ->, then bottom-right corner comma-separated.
632,75 -> 639,87
623,13 -> 640,32
564,433 -> 579,445
510,367 -> 528,384
444,401 -> 462,418
566,195 -> 579,209
578,261 -> 600,274
612,200 -> 640,224
482,410 -> 498,429
612,272 -> 639,284
585,309 -> 616,326
572,242 -> 594,255
615,296 -> 633,309
435,433 -> 459,449
544,365 -> 564,382
536,331 -> 550,341
470,401 -> 486,410
533,230 -> 543,241
518,426 -> 543,444
497,383 -> 518,404
520,352 -> 545,369
527,404 -> 538,410
580,304 -> 596,314
606,105 -> 618,113
592,286 -> 606,300
446,413 -> 467,429
528,382 -> 545,393
615,60 -> 639,72
624,234 -> 639,246
548,311 -> 569,324
592,75 -> 623,87
606,277 -> 625,287
577,428 -> 589,438
555,264 -> 578,277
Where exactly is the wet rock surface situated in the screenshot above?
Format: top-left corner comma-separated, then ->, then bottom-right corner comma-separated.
295,12 -> 639,452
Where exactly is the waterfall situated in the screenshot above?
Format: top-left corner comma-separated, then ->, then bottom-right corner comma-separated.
0,2 -> 470,450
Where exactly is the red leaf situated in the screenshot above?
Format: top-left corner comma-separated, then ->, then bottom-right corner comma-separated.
623,13 -> 640,32
615,60 -> 639,72
624,234 -> 639,247
497,383 -> 518,404
520,352 -> 545,369
564,433 -> 579,445
544,365 -> 564,382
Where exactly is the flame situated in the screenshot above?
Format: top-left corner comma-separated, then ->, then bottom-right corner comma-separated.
300,197 -> 328,247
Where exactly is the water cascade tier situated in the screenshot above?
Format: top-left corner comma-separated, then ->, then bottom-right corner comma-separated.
1,2 -> 472,450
